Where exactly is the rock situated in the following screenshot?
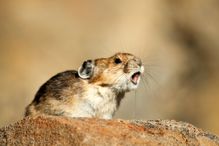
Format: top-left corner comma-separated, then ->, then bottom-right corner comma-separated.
0,116 -> 218,146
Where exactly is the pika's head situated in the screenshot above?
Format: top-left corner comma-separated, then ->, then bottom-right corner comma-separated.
78,52 -> 144,91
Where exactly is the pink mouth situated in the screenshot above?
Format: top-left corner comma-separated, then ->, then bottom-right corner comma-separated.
131,72 -> 141,85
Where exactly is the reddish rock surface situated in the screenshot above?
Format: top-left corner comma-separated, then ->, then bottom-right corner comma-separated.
0,116 -> 218,146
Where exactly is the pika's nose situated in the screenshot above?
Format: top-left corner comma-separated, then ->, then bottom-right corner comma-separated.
133,57 -> 142,66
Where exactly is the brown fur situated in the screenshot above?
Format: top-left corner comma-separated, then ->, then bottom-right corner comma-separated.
25,52 -> 143,119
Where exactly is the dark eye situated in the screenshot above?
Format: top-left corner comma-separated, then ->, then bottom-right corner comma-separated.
114,58 -> 122,64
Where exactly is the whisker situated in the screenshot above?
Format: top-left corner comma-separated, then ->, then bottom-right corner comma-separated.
134,90 -> 137,119
141,74 -> 151,91
126,64 -> 159,71
143,65 -> 160,69
143,70 -> 159,86
111,73 -> 126,86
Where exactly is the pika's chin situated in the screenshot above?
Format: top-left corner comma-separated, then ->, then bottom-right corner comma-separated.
130,66 -> 144,90
126,75 -> 141,91
117,66 -> 144,92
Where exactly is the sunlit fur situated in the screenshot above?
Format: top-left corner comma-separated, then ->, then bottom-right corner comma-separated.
90,53 -> 144,91
25,52 -> 144,119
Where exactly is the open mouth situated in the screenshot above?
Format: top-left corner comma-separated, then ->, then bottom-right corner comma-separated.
131,71 -> 141,85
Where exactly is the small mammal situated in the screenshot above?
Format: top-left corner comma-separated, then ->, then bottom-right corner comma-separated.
25,52 -> 144,119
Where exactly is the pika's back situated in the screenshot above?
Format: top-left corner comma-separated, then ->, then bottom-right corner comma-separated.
25,70 -> 85,116
33,70 -> 80,104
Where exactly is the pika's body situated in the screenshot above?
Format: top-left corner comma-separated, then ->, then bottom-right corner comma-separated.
25,53 -> 144,119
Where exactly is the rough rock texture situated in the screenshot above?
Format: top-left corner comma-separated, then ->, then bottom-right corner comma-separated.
0,116 -> 218,146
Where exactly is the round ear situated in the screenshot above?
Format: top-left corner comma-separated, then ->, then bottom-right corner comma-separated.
78,60 -> 94,79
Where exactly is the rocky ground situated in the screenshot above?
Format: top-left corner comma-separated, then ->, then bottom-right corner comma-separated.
0,116 -> 218,146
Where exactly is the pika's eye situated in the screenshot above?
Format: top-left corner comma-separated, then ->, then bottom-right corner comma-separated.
114,58 -> 122,64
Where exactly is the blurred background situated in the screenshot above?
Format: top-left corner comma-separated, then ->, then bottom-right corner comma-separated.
0,0 -> 219,135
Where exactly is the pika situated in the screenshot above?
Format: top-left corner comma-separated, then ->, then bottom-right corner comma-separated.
25,52 -> 144,119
